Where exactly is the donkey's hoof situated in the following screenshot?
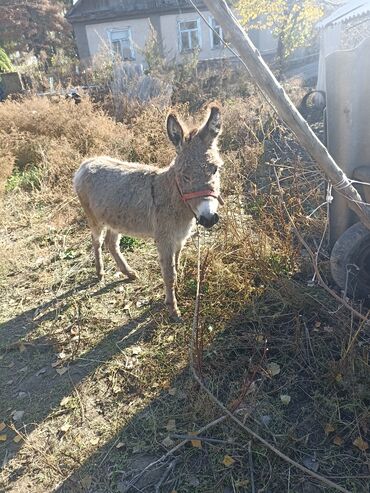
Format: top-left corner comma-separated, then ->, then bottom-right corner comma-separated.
96,273 -> 105,284
126,270 -> 138,281
169,309 -> 183,323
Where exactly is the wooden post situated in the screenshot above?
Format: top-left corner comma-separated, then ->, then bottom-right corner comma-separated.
201,0 -> 370,230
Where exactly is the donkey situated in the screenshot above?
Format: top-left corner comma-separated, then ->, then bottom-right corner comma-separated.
73,103 -> 223,320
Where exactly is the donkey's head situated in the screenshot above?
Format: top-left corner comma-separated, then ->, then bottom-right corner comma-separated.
167,103 -> 223,228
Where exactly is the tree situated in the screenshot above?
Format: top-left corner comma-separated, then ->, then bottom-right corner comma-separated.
0,0 -> 75,60
0,47 -> 13,73
236,0 -> 323,70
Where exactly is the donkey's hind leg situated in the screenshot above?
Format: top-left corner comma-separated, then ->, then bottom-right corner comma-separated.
92,227 -> 106,282
106,229 -> 138,281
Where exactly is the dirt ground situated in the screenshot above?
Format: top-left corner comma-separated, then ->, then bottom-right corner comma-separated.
0,95 -> 369,493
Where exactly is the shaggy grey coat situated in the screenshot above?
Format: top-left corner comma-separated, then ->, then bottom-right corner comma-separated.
74,103 -> 223,319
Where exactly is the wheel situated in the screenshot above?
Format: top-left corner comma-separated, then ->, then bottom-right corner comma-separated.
330,222 -> 370,299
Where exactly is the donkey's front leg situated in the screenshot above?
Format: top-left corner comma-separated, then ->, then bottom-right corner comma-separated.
157,242 -> 181,320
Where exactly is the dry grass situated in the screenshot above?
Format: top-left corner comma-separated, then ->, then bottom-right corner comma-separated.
0,93 -> 368,493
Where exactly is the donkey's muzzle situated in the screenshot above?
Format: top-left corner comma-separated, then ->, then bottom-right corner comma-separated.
198,213 -> 219,229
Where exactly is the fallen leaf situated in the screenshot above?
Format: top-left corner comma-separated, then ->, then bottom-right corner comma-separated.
222,455 -> 235,467
60,423 -> 71,433
166,419 -> 176,432
12,410 -> 24,422
189,432 -> 202,448
51,361 -> 60,368
125,357 -> 136,370
162,436 -> 174,448
80,476 -> 92,489
280,394 -> 291,405
267,362 -> 281,376
168,387 -> 177,396
56,367 -> 68,376
324,423 -> 335,435
303,456 -> 319,472
90,437 -> 99,445
115,441 -> 125,449
0,434 -> 7,442
13,435 -> 22,444
333,435 -> 344,446
353,437 -> 369,451
36,367 -> 47,376
335,373 -> 343,383
130,346 -> 142,355
19,343 -> 26,353
0,422 -> 6,432
60,396 -> 72,407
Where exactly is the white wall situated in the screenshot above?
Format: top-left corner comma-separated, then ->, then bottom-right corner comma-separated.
160,11 -> 232,61
85,17 -> 152,64
84,11 -> 278,65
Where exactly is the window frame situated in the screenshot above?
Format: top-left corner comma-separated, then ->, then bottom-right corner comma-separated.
209,16 -> 223,49
177,18 -> 202,53
108,27 -> 135,61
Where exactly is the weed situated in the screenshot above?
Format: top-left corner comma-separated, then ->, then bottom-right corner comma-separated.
5,166 -> 43,192
120,236 -> 143,252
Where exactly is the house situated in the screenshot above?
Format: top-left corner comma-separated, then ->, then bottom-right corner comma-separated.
66,0 -> 278,65
316,0 -> 370,96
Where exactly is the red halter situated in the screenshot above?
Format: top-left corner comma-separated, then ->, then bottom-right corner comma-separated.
175,176 -> 224,205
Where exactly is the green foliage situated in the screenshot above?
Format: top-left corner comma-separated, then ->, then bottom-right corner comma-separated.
6,167 -> 42,192
237,0 -> 323,58
120,236 -> 143,251
142,24 -> 167,76
0,47 -> 13,73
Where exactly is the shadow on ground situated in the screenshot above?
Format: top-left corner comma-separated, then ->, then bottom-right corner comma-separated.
0,279 -> 162,484
1,279 -> 368,493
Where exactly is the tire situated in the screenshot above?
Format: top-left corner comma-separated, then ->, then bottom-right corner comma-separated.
330,221 -> 370,299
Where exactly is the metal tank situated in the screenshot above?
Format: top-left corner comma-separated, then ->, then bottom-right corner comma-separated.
326,37 -> 370,297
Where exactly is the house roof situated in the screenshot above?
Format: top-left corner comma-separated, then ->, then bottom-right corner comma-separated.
317,0 -> 370,29
66,0 -> 206,23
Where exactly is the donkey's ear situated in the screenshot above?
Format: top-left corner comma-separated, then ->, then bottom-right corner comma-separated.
199,103 -> 222,143
167,113 -> 185,151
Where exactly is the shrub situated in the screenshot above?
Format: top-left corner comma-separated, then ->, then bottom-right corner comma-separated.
0,95 -> 135,198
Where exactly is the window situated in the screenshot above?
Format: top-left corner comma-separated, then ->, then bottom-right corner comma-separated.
209,17 -> 223,48
178,19 -> 201,52
109,28 -> 135,60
